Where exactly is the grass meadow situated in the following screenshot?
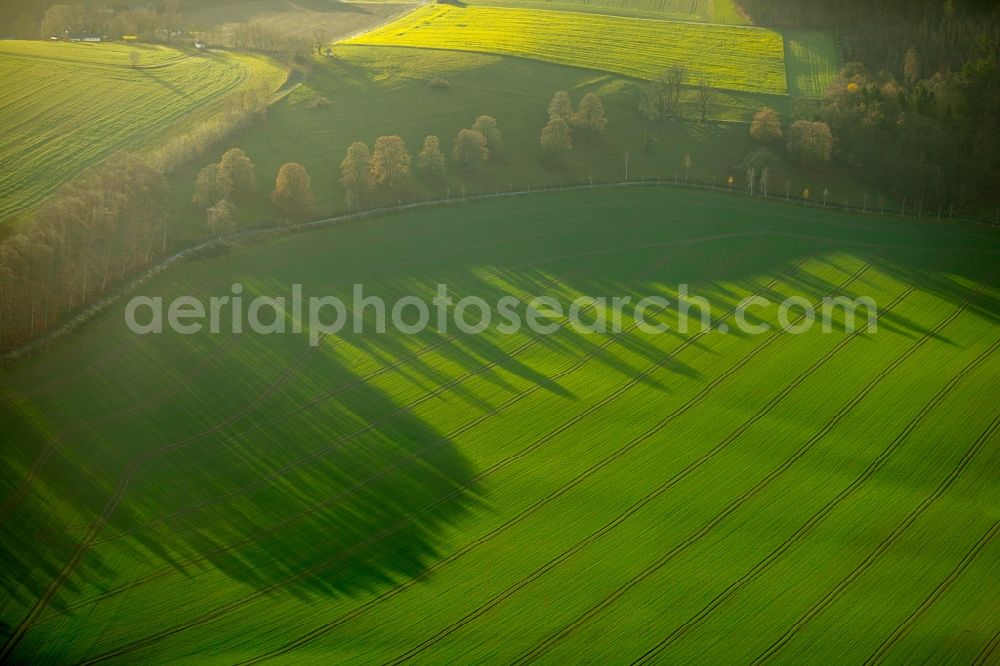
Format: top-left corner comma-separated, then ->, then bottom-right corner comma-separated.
344,5 -> 789,93
166,46 -> 872,243
0,41 -> 285,221
1,187 -> 999,662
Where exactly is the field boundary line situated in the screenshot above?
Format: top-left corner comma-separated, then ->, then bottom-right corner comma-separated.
334,0 -> 431,43
866,516 -> 1000,664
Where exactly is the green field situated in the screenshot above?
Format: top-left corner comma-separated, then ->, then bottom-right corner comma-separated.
165,45 -> 873,243
784,30 -> 840,98
0,41 -> 285,221
344,5 -> 788,93
1,188 -> 999,662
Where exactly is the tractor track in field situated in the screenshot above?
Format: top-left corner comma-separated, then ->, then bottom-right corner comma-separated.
617,271 -> 1000,666
866,516 -> 1000,664
976,624 -> 1000,665
216,255 -> 827,666
383,259 -> 885,664
2,190 -> 997,660
66,244 -> 779,664
38,243 -> 749,623
752,396 -> 1000,664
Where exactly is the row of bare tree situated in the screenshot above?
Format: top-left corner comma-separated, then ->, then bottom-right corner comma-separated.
0,154 -> 167,349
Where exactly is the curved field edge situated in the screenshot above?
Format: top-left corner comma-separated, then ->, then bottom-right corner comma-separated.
1,187 -> 999,662
0,41 -> 286,222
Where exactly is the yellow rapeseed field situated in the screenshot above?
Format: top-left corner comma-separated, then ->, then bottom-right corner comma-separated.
344,5 -> 788,94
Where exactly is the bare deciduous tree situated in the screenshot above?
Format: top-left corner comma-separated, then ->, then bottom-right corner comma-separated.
697,80 -> 711,123
312,28 -> 331,55
371,136 -> 411,188
540,117 -> 572,155
340,141 -> 373,207
574,92 -> 607,134
750,107 -> 783,143
270,163 -> 316,223
220,148 -> 257,199
453,129 -> 488,167
471,115 -> 502,152
418,135 -> 446,177
548,91 -> 574,122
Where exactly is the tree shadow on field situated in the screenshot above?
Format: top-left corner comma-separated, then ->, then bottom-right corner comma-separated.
119,364 -> 487,602
137,68 -> 188,98
0,332 -> 487,658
